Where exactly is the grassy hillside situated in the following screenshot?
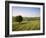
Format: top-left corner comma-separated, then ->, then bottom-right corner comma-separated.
12,17 -> 40,31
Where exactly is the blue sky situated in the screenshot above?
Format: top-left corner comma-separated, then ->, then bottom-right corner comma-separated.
12,6 -> 40,17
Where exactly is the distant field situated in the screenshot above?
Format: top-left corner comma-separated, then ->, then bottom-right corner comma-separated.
12,17 -> 40,31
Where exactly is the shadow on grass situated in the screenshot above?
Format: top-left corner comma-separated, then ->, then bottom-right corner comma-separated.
21,23 -> 27,24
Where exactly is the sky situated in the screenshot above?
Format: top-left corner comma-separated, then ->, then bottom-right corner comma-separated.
12,6 -> 40,17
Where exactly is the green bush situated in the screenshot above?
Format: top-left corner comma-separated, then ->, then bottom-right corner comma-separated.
15,15 -> 23,24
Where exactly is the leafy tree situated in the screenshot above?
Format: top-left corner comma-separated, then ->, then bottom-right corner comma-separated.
15,15 -> 23,24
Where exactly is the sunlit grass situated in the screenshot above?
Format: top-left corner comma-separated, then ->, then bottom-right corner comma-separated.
12,20 -> 40,31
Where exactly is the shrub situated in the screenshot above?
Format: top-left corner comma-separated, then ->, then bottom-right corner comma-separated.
15,15 -> 23,24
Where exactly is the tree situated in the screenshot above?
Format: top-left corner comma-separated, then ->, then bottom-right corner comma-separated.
15,15 -> 23,24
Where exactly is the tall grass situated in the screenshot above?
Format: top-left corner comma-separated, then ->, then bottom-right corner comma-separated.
12,17 -> 40,31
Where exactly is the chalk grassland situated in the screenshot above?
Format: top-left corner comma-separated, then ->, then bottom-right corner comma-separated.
12,17 -> 40,31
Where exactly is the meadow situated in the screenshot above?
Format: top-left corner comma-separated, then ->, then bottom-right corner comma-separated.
12,17 -> 40,31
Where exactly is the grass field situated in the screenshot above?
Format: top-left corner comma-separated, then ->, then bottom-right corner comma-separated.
12,17 -> 40,31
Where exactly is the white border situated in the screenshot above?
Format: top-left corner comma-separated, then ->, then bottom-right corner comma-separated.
9,3 -> 43,35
